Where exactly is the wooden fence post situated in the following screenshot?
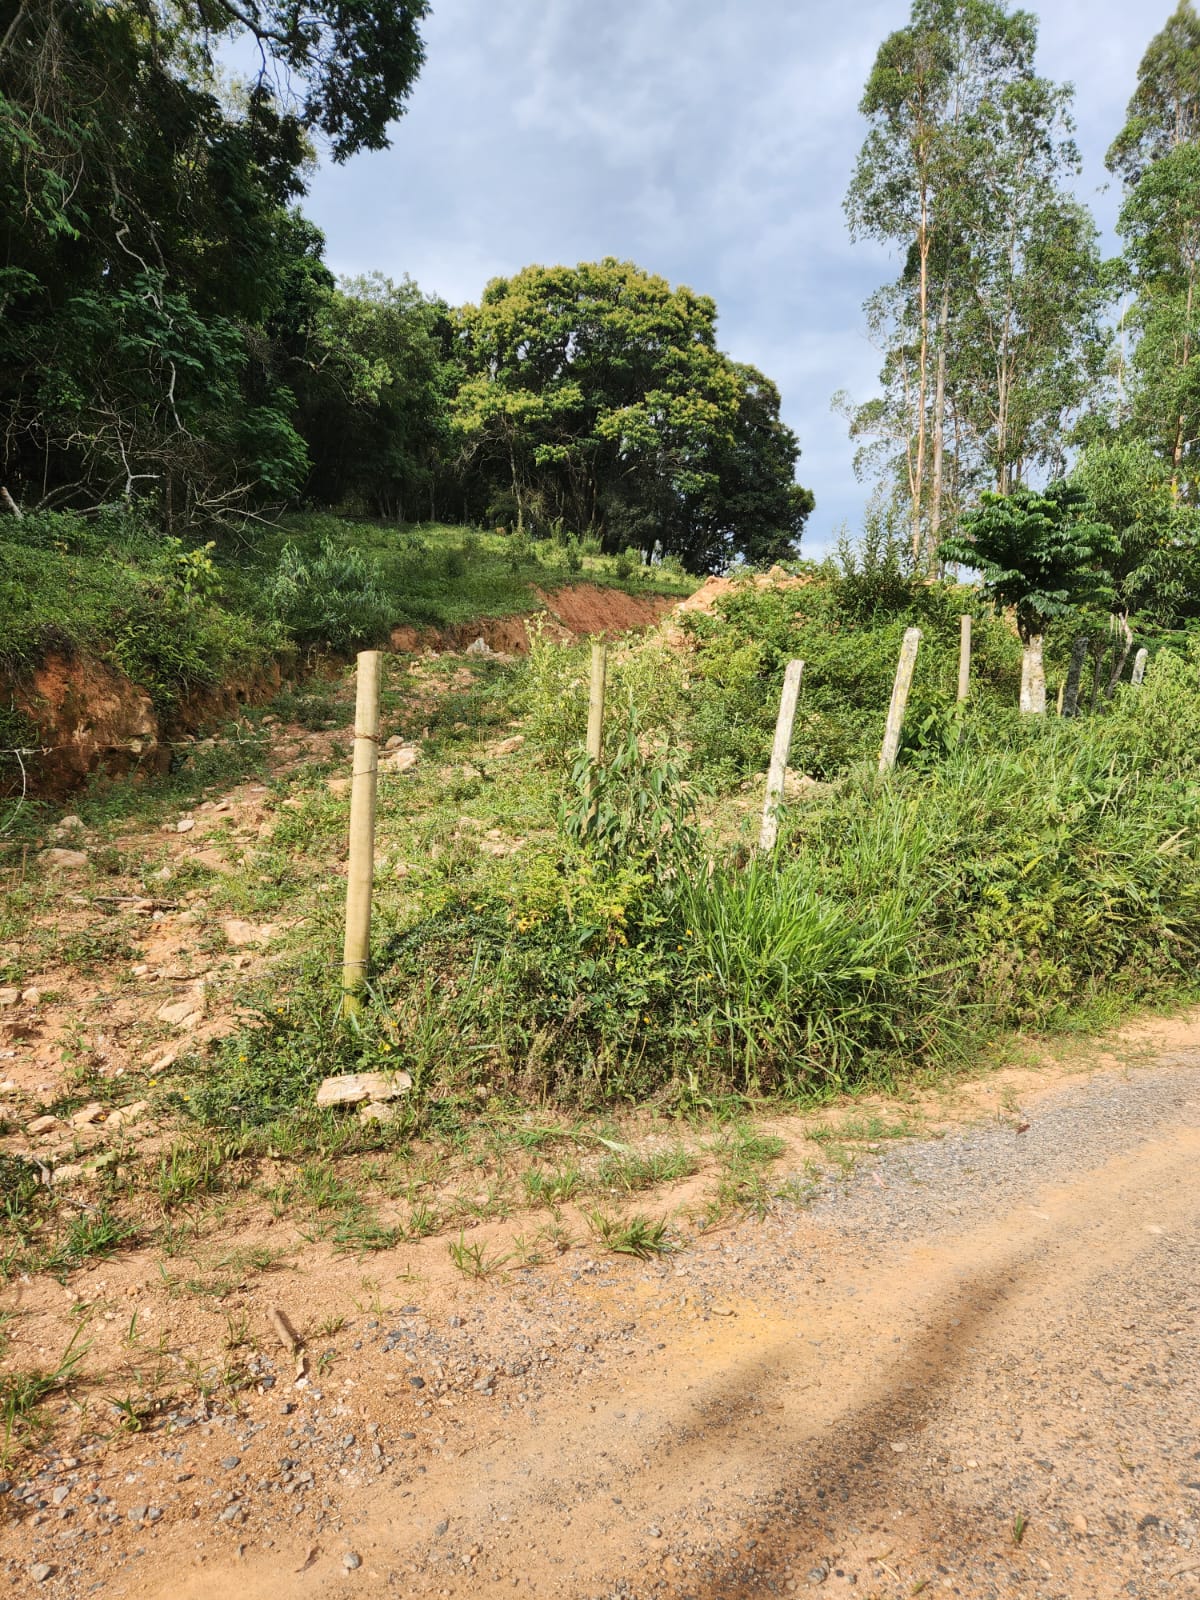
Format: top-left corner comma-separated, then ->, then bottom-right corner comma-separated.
341,650 -> 382,1019
586,642 -> 607,765
1131,646 -> 1149,686
956,615 -> 971,702
584,641 -> 607,826
760,659 -> 804,852
1062,634 -> 1089,717
879,627 -> 921,774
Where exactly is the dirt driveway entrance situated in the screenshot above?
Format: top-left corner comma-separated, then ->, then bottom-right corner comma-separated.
9,1024 -> 1197,1600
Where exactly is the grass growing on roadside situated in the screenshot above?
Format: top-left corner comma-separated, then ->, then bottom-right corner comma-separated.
1,1326 -> 90,1468
587,1210 -> 675,1259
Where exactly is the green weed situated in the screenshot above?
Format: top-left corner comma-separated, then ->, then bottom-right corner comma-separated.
41,1207 -> 136,1276
1,1325 -> 90,1467
595,1146 -> 698,1193
587,1210 -> 674,1259
447,1232 -> 511,1278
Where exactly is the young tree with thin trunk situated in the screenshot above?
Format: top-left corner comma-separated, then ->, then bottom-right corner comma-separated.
939,485 -> 1116,714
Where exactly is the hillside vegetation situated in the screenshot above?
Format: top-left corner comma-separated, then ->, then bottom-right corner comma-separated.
60,559 -> 1192,1143
0,510 -> 693,768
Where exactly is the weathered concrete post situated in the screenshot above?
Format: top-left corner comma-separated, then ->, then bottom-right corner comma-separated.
879,628 -> 921,774
957,615 -> 971,702
760,659 -> 804,852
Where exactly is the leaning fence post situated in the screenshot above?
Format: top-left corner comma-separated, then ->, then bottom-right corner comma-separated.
760,659 -> 804,852
341,650 -> 382,1019
879,627 -> 921,774
956,615 -> 971,702
1131,646 -> 1149,686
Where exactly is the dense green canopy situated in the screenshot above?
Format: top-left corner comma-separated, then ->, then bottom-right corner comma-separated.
452,260 -> 812,568
0,5 -> 810,569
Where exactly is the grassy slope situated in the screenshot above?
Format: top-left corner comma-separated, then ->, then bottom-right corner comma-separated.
250,515 -> 695,627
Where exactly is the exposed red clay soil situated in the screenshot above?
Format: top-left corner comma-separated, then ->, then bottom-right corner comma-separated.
6,584 -> 678,798
9,653 -> 166,794
389,584 -> 677,657
533,583 -> 678,638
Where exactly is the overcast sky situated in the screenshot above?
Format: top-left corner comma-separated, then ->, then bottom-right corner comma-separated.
297,1 -> 1157,555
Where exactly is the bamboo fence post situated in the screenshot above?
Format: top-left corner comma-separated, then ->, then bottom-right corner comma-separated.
1062,634 -> 1089,717
759,659 -> 804,852
879,627 -> 921,774
1131,646 -> 1149,686
341,650 -> 382,1019
956,614 -> 971,702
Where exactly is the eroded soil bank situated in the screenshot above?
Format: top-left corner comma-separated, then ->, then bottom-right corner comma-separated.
4,583 -> 676,797
5,1017 -> 1200,1600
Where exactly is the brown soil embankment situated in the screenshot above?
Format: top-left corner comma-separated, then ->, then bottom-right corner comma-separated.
3,584 -> 678,797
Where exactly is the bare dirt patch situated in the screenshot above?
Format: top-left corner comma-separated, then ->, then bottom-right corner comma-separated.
3,1016 -> 1199,1600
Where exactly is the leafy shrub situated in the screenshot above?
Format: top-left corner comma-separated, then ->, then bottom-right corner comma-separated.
559,707 -> 698,873
267,537 -> 394,651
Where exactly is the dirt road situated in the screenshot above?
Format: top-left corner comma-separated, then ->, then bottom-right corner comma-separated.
9,1027 -> 1199,1600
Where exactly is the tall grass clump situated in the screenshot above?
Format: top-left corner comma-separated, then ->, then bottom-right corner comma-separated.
266,537 -> 394,652
673,855 -> 948,1089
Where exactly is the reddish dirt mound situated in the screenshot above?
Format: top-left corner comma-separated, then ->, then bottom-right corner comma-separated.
7,652 -> 167,796
389,584 -> 678,657
674,565 -> 811,620
5,655 -> 288,800
535,582 -> 677,637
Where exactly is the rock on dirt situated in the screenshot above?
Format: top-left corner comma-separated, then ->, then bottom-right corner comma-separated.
106,1100 -> 149,1130
381,745 -> 419,773
155,988 -> 205,1029
223,919 -> 276,948
40,848 -> 88,870
315,1071 -> 414,1108
358,1102 -> 398,1124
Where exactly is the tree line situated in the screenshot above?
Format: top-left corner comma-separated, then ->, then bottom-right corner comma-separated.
0,1 -> 810,572
3,1 -> 1197,596
842,0 -> 1200,638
